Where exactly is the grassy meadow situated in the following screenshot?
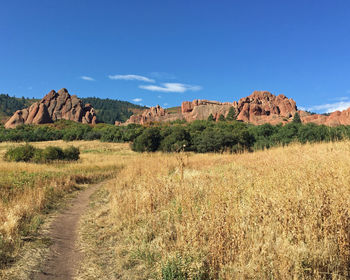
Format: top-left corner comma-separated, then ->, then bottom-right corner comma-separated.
1,140 -> 350,279
0,141 -> 127,270
78,141 -> 350,279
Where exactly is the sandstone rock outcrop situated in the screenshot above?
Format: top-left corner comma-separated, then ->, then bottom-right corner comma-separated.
121,90 -> 350,127
5,88 -> 97,128
123,91 -> 299,125
300,108 -> 350,126
124,105 -> 183,125
236,91 -> 297,125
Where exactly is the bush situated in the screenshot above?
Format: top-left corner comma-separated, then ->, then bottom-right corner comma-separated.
4,144 -> 37,162
41,146 -> 65,161
32,149 -> 44,163
132,127 -> 161,152
4,145 -> 80,163
160,126 -> 190,152
63,146 -> 80,161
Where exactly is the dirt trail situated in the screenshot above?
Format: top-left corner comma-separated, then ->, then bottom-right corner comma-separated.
31,182 -> 104,280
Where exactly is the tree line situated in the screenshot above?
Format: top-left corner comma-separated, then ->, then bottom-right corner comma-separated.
1,116 -> 350,153
81,97 -> 147,123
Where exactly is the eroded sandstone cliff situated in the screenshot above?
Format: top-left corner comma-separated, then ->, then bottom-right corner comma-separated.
5,88 -> 97,128
123,91 -> 298,125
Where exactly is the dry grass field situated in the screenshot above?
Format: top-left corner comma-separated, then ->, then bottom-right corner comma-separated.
77,141 -> 350,279
0,140 -> 128,272
1,140 -> 350,279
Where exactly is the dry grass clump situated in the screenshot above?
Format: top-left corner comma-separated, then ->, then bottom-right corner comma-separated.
0,140 -> 128,269
90,141 -> 350,279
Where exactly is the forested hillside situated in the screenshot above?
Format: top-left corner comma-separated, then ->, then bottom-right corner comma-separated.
81,97 -> 147,124
0,94 -> 147,124
0,94 -> 37,123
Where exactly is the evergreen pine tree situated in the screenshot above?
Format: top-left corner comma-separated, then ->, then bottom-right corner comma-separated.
292,112 -> 301,124
226,107 -> 237,121
207,113 -> 215,122
218,114 -> 225,121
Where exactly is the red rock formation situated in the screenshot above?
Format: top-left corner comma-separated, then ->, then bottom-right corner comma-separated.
236,91 -> 297,124
5,88 -> 97,128
300,108 -> 350,126
125,105 -> 183,125
122,90 -> 350,127
124,91 -> 298,125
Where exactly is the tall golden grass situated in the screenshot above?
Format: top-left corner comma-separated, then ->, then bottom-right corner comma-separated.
79,141 -> 350,279
0,140 -> 128,268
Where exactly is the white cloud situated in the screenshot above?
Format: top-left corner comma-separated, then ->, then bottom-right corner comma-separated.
108,74 -> 155,83
132,98 -> 142,102
305,101 -> 350,113
81,76 -> 95,81
139,83 -> 202,93
163,103 -> 168,106
333,96 -> 349,101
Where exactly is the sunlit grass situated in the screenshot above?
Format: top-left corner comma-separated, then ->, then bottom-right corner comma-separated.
78,141 -> 350,279
0,140 -> 129,268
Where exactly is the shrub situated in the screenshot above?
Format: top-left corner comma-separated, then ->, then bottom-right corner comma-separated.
160,127 -> 190,152
132,127 -> 161,152
4,144 -> 37,162
32,149 -> 44,163
4,145 -> 80,163
41,146 -> 65,161
63,146 -> 80,161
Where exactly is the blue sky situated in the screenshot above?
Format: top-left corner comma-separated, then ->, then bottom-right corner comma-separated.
1,0 -> 350,113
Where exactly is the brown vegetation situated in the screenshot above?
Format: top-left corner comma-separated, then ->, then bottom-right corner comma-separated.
2,140 -> 350,279
0,141 -> 126,273
78,141 -> 350,279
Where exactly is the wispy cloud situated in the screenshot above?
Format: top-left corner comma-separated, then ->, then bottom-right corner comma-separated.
139,83 -> 202,93
305,101 -> 350,113
81,76 -> 95,81
108,74 -> 155,83
330,96 -> 349,101
132,98 -> 142,102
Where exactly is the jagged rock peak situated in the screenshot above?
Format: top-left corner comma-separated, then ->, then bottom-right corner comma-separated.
5,88 -> 97,128
123,90 -> 300,126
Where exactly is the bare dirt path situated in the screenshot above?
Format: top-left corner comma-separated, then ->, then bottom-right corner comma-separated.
31,182 -> 105,280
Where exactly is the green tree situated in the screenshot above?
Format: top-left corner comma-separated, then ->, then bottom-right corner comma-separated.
207,113 -> 215,122
160,126 -> 190,152
218,114 -> 225,122
226,107 -> 237,121
292,112 -> 301,124
131,127 -> 162,152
